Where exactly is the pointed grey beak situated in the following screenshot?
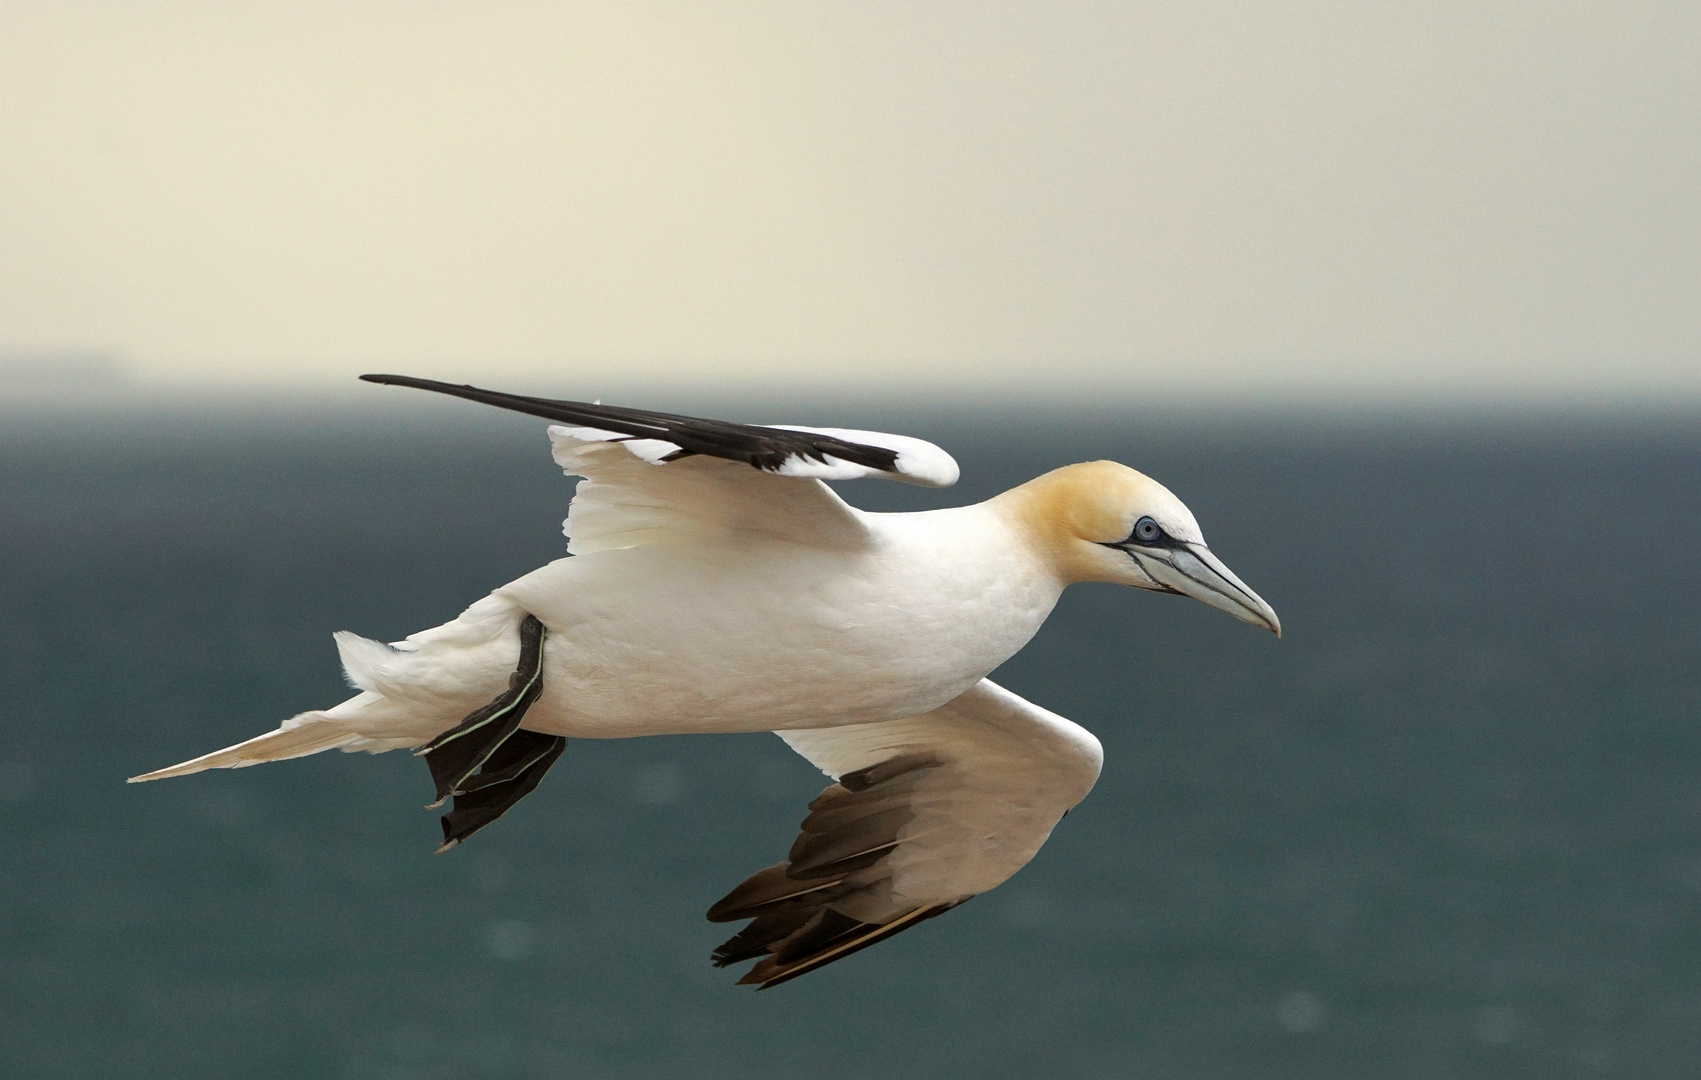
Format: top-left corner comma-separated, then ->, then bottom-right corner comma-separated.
1124,542 -> 1281,636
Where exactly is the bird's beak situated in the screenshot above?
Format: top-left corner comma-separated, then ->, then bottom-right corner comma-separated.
1122,542 -> 1281,636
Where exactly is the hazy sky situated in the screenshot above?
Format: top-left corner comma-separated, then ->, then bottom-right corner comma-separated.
1,2 -> 1696,401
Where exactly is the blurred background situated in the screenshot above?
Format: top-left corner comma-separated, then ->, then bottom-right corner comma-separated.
2,3 -> 1698,1077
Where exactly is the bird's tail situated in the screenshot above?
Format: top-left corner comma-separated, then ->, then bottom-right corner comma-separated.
129,593 -> 527,784
127,710 -> 411,783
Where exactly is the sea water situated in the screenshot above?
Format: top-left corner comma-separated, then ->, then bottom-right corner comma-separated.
1,402 -> 1697,1078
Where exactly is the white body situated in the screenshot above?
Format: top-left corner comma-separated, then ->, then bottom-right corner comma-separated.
417,505 -> 1058,740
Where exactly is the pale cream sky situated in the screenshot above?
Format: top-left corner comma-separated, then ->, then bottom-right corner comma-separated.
1,2 -> 1696,401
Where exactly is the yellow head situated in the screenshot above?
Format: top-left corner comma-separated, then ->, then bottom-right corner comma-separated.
995,461 -> 1280,634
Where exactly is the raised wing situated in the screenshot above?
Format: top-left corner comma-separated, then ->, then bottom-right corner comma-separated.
707,680 -> 1103,989
361,374 -> 960,554
360,374 -> 958,484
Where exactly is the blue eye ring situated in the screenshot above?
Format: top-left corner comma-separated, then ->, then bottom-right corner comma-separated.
1133,516 -> 1162,543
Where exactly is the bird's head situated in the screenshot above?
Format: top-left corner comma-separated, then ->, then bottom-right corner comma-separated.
998,460 -> 1280,636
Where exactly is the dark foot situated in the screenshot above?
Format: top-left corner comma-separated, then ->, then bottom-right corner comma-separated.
415,613 -> 566,850
437,729 -> 565,851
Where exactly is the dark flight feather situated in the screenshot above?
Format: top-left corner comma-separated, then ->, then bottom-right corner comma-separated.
360,373 -> 902,476
707,752 -> 957,988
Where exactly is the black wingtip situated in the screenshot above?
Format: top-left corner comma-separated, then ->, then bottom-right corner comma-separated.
354,374 -> 586,425
362,373 -> 477,393
357,373 -> 905,478
360,372 -> 437,389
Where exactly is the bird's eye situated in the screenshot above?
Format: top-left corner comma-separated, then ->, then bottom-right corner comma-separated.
1133,517 -> 1162,543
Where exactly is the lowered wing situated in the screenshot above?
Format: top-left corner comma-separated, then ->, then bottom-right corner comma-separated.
707,679 -> 1104,989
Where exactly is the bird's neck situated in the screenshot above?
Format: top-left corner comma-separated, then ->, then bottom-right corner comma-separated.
985,463 -> 1129,585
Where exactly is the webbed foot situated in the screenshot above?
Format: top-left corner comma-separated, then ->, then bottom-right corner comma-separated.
415,613 -> 566,850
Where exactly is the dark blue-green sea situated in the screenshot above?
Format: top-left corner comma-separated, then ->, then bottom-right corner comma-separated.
2,399 -> 1698,1078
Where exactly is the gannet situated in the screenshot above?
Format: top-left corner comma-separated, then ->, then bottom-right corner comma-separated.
133,375 -> 1280,988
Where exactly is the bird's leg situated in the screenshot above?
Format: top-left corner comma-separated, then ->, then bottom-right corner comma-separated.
434,730 -> 565,852
415,613 -> 549,802
414,613 -> 567,851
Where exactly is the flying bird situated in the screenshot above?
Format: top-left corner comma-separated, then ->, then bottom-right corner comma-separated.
132,375 -> 1280,988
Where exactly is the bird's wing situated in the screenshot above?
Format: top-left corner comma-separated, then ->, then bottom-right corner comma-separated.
361,374 -> 959,553
707,679 -> 1103,989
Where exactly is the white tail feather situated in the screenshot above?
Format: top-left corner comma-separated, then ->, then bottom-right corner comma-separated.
127,715 -> 399,782
132,597 -> 526,783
